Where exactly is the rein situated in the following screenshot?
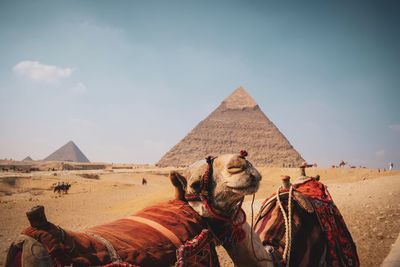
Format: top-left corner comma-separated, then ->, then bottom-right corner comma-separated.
276,185 -> 293,267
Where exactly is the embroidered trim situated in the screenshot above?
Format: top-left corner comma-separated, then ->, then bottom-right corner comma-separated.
85,232 -> 121,263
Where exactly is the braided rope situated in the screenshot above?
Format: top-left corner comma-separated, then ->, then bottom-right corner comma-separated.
276,186 -> 293,267
287,186 -> 293,266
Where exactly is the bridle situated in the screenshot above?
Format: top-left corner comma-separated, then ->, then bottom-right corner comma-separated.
184,155 -> 244,223
183,152 -> 251,248
183,151 -> 277,264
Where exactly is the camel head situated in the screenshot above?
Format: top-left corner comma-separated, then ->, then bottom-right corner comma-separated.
170,153 -> 261,218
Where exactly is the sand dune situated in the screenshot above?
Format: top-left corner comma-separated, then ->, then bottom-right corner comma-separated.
1,167 -> 399,266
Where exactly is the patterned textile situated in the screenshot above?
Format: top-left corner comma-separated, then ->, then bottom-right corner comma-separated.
255,192 -> 324,267
295,179 -> 360,267
176,229 -> 219,267
255,178 -> 360,267
102,263 -> 139,267
20,200 -> 219,267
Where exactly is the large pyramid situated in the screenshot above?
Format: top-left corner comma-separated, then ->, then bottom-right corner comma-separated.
43,141 -> 90,162
157,87 -> 304,167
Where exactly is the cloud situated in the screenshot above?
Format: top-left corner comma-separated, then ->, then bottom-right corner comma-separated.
13,60 -> 72,83
389,124 -> 400,133
70,82 -> 87,94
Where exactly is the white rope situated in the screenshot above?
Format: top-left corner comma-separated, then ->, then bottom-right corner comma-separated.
287,186 -> 293,266
276,186 -> 293,267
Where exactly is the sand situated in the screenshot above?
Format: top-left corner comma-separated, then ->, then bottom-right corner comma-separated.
1,167 -> 399,267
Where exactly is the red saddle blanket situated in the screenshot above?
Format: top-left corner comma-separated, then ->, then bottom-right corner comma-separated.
20,200 -> 219,267
256,178 -> 360,267
294,178 -> 360,267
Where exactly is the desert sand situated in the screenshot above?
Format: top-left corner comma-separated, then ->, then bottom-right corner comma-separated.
1,167 -> 399,267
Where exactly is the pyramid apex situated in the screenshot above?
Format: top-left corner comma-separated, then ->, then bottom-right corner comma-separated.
221,86 -> 258,109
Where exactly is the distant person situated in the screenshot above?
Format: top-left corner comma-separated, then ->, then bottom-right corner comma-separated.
142,178 -> 147,185
389,162 -> 393,170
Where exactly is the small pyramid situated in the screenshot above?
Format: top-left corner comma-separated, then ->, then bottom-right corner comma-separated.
157,87 -> 304,167
43,141 -> 90,162
23,156 -> 33,161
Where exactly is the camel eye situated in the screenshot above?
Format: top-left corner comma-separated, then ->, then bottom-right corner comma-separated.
191,180 -> 202,192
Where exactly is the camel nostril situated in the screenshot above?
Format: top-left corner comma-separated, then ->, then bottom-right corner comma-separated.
250,175 -> 260,185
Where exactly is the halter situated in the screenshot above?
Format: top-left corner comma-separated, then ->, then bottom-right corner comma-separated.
184,152 -> 248,245
185,151 -> 250,221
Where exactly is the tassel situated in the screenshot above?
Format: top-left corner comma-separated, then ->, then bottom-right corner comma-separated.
239,150 -> 248,158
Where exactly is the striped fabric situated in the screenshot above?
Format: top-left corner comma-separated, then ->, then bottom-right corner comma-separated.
255,179 -> 359,267
20,200 -> 219,267
255,193 -> 326,267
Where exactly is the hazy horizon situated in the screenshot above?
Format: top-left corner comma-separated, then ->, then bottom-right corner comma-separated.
0,1 -> 399,168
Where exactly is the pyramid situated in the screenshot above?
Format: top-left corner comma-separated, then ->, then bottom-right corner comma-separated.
157,87 -> 304,167
22,156 -> 33,161
43,141 -> 90,162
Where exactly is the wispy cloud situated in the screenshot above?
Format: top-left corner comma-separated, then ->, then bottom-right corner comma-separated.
389,124 -> 400,133
13,60 -> 72,83
70,82 -> 87,95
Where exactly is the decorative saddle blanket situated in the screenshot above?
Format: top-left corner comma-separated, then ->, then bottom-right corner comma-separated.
255,177 -> 360,267
17,200 -> 220,267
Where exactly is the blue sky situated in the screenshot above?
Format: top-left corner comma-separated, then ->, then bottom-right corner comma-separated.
0,1 -> 399,168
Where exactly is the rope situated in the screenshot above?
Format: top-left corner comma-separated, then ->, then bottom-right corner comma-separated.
276,186 -> 293,267
287,186 -> 293,266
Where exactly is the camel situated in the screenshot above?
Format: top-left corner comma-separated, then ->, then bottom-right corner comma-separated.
254,167 -> 360,267
339,160 -> 347,167
5,152 -> 273,267
53,182 -> 71,194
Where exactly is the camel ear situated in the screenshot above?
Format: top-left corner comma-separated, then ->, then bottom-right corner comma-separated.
169,171 -> 187,201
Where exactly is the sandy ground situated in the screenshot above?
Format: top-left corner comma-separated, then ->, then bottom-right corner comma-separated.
1,167 -> 399,267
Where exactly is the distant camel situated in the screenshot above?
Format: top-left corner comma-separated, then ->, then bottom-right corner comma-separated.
53,183 -> 71,194
339,160 -> 347,167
